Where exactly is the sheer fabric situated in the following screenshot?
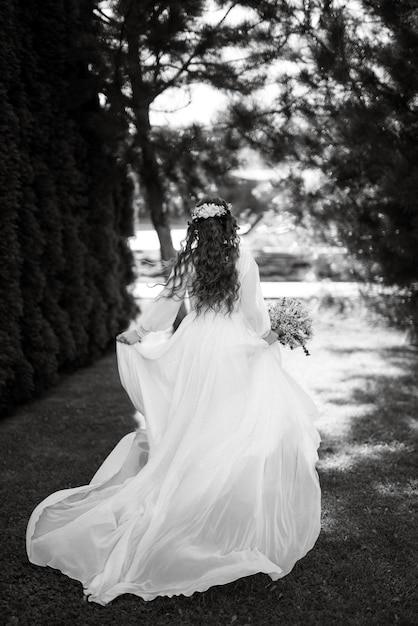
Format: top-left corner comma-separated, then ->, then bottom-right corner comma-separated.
26,249 -> 321,605
139,249 -> 270,336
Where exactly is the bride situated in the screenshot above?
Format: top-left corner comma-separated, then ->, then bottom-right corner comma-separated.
26,196 -> 321,605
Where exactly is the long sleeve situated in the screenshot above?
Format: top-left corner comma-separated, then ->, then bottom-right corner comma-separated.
239,251 -> 271,338
139,273 -> 188,333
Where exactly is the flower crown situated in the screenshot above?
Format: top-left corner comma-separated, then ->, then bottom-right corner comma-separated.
191,202 -> 230,221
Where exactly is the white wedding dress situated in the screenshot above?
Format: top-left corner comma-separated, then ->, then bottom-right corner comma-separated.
26,249 -> 321,605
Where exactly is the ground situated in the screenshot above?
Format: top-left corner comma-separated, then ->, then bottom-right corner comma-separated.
0,307 -> 417,625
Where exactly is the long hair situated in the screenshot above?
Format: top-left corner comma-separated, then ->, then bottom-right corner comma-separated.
165,196 -> 240,314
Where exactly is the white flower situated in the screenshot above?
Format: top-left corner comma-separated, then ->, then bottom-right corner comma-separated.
191,203 -> 228,220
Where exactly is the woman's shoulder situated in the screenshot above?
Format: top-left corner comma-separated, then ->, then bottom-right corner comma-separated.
237,248 -> 256,274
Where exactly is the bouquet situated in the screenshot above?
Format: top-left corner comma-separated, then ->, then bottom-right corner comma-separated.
267,298 -> 313,356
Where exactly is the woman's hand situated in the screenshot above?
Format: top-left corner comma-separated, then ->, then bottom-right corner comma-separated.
263,329 -> 279,345
116,330 -> 140,345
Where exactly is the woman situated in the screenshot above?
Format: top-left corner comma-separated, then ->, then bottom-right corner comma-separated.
27,196 -> 321,605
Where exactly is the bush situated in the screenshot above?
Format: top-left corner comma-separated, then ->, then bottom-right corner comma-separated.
0,0 -> 136,416
361,285 -> 418,344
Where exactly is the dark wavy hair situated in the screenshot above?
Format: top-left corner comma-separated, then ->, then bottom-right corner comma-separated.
165,196 -> 240,314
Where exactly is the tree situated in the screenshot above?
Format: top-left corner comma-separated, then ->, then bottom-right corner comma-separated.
152,123 -> 242,209
227,0 -> 418,289
0,0 -> 136,416
94,0 -> 291,259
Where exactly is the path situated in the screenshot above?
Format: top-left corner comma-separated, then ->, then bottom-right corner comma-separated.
0,311 -> 416,625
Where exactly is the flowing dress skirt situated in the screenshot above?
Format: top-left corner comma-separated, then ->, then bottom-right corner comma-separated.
26,310 -> 321,605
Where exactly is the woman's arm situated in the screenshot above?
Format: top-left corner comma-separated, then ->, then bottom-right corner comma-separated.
116,272 -> 188,344
240,252 -> 277,344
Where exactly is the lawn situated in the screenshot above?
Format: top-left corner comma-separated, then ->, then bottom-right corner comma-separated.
1,308 -> 417,625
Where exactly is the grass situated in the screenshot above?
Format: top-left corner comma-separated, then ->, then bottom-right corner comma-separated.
1,309 -> 417,625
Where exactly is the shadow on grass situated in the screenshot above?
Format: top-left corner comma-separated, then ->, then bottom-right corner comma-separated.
1,334 -> 417,625
315,343 -> 418,625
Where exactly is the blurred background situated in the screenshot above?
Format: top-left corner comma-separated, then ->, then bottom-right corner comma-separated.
1,0 -> 417,414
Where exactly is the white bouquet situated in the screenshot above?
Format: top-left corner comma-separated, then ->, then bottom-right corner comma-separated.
267,298 -> 313,356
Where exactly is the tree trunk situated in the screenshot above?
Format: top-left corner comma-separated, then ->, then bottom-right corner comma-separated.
125,22 -> 175,261
135,131 -> 187,326
125,25 -> 186,324
138,136 -> 175,261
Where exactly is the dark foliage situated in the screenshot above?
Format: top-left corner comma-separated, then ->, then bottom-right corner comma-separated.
228,0 -> 418,330
0,0 -> 136,416
294,0 -> 418,288
152,124 -> 242,214
95,1 -> 287,259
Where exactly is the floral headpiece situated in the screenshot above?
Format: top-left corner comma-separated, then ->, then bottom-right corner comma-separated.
191,202 -> 230,221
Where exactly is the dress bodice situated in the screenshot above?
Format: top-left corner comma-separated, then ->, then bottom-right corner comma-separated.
139,248 -> 270,338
